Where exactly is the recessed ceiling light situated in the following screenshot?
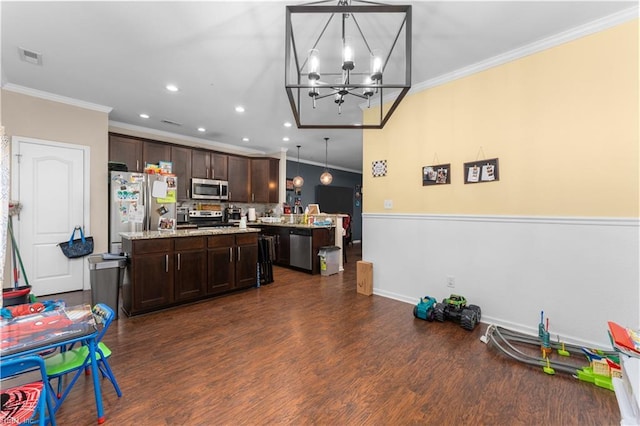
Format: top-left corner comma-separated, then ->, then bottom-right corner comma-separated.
242,137 -> 249,142
139,113 -> 150,119
235,106 -> 245,113
197,127 -> 206,132
284,122 -> 292,128
282,137 -> 290,142
166,84 -> 179,92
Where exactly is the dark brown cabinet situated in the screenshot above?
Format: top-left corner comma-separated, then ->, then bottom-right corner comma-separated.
207,235 -> 235,295
191,149 -> 211,179
235,234 -> 259,288
228,155 -> 250,202
213,153 -> 228,180
109,134 -> 143,172
250,158 -> 279,203
171,145 -> 192,200
255,225 -> 290,266
174,237 -> 206,301
109,133 -> 279,204
207,233 -> 258,294
122,238 -> 174,316
192,150 -> 229,181
123,232 -> 259,316
143,141 -> 171,167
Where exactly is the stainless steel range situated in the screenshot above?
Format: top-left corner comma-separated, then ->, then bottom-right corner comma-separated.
188,210 -> 230,228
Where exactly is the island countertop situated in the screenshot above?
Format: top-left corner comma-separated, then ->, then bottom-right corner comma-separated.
247,222 -> 335,230
120,227 -> 260,240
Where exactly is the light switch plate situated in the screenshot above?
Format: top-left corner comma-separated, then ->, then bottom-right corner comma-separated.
384,199 -> 393,209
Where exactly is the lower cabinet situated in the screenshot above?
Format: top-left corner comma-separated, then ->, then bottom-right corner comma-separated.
122,238 -> 174,316
207,234 -> 258,295
122,233 -> 258,316
255,226 -> 290,266
174,237 -> 207,301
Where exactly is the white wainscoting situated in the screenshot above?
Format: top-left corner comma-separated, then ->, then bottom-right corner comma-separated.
363,213 -> 639,348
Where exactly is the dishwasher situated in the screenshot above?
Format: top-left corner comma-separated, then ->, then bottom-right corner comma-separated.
289,228 -> 313,271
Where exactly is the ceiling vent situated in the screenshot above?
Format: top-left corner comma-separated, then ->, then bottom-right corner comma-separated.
18,47 -> 43,65
160,119 -> 182,126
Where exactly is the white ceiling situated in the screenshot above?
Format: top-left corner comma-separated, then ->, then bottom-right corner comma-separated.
1,1 -> 635,172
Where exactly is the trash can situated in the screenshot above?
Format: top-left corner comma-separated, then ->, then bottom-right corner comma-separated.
318,246 -> 340,276
88,254 -> 126,319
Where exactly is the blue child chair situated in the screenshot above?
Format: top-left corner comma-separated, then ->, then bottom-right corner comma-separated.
44,303 -> 122,410
1,355 -> 57,425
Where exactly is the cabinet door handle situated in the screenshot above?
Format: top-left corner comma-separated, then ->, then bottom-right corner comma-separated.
237,247 -> 241,262
177,253 -> 181,270
252,193 -> 254,202
136,160 -> 139,171
165,254 -> 169,272
229,247 -> 233,262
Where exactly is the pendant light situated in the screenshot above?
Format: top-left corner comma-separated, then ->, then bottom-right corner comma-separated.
293,145 -> 304,188
320,137 -> 333,185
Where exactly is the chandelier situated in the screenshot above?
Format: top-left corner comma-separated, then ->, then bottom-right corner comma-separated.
285,1 -> 412,129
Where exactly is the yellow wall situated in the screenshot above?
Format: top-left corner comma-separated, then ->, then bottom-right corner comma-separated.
363,20 -> 639,217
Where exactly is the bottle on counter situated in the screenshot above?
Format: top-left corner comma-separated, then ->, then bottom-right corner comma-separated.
303,207 -> 309,224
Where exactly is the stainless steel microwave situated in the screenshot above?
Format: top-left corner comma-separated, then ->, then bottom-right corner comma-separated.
191,178 -> 229,200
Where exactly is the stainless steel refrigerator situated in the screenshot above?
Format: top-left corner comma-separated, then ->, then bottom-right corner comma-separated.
109,171 -> 177,253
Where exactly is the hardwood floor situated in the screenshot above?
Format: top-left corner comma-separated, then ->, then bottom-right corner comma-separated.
41,243 -> 620,425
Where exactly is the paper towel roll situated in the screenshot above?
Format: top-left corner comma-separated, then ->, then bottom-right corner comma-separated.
248,208 -> 256,222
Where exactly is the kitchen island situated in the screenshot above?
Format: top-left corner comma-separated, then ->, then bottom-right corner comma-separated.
120,228 -> 260,316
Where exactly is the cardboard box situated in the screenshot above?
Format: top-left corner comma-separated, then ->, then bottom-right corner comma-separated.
357,261 -> 373,296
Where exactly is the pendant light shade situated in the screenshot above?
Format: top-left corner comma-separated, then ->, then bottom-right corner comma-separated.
293,145 -> 304,188
320,137 -> 332,185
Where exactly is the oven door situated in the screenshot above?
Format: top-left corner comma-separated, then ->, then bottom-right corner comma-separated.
191,178 -> 221,200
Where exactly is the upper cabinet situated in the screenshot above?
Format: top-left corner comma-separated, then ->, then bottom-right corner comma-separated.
109,133 -> 279,205
191,149 -> 211,179
251,158 -> 279,203
228,155 -> 250,202
192,151 -> 228,181
171,145 -> 192,200
212,153 -> 228,181
143,141 -> 171,167
109,134 -> 143,172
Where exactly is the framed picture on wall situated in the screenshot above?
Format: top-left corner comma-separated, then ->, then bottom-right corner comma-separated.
422,163 -> 451,186
286,178 -> 294,191
464,158 -> 499,184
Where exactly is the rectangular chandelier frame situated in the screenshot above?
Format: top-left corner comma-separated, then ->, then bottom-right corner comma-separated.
285,3 -> 412,129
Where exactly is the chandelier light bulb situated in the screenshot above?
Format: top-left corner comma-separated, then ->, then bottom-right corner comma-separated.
308,49 -> 320,81
342,44 -> 354,71
371,54 -> 383,81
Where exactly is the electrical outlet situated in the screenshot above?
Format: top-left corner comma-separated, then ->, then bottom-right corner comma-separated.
384,199 -> 393,209
447,276 -> 455,288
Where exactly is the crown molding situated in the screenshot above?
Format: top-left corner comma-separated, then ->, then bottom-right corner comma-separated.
2,83 -> 112,113
108,121 -> 266,156
368,5 -> 639,108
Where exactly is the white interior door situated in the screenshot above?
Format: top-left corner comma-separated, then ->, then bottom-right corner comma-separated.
11,137 -> 90,296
